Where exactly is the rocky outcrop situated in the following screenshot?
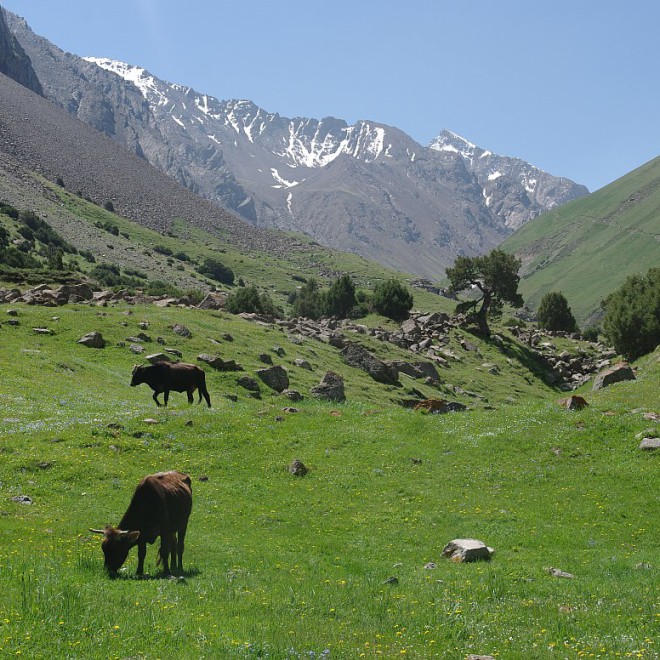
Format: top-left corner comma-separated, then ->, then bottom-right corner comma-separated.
0,9 -> 42,95
340,342 -> 399,385
592,362 -> 636,390
256,365 -> 289,392
311,371 -> 345,402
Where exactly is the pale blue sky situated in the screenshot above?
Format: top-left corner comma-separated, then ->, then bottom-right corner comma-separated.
2,0 -> 659,191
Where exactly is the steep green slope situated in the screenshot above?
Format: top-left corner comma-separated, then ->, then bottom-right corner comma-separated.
502,156 -> 660,325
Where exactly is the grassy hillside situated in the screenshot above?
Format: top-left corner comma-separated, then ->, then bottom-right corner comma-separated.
0,175 -> 451,315
0,302 -> 658,658
502,156 -> 660,326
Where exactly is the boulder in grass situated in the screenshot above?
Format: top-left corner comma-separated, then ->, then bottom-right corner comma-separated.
442,539 -> 494,563
146,353 -> 172,364
311,371 -> 346,402
558,395 -> 588,410
77,331 -> 105,348
256,365 -> 289,392
592,362 -> 635,390
288,459 -> 308,476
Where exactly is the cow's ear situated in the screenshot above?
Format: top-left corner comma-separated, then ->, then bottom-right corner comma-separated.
126,531 -> 140,543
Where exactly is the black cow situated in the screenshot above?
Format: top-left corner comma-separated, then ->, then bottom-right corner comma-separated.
130,361 -> 211,407
91,470 -> 192,575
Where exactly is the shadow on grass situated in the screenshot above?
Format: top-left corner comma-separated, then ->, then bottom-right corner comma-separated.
109,566 -> 202,581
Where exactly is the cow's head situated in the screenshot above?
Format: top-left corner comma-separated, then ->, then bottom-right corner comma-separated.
90,525 -> 140,573
130,364 -> 144,387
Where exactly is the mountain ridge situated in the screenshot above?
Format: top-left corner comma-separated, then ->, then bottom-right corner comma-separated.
3,7 -> 588,279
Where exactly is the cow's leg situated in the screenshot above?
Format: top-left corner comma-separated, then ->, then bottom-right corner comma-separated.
163,390 -> 169,406
158,533 -> 171,575
136,541 -> 147,576
152,391 -> 162,407
169,533 -> 177,572
187,388 -> 194,404
177,524 -> 187,572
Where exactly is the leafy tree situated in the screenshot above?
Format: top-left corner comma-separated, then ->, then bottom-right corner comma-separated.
291,277 -> 324,319
226,285 -> 280,316
0,223 -> 10,248
198,257 -> 235,285
537,291 -> 577,332
90,263 -> 122,287
602,267 -> 660,360
372,279 -> 413,320
323,274 -> 357,318
47,247 -> 65,271
445,248 -> 523,337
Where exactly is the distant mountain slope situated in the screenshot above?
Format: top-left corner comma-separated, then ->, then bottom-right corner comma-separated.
3,8 -> 589,280
502,155 -> 660,325
0,69 -> 308,261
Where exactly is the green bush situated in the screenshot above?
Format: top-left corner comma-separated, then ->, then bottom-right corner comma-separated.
94,220 -> 119,236
372,279 -> 413,320
153,245 -> 173,257
226,285 -> 280,316
0,246 -> 40,269
536,291 -> 577,332
602,267 -> 660,360
0,202 -> 19,219
323,274 -> 356,318
582,326 -> 600,342
197,257 -> 235,285
290,278 -> 324,319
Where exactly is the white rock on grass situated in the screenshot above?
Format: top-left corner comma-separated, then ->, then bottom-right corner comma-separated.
442,538 -> 494,563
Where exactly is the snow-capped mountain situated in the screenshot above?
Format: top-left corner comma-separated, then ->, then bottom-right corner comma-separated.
429,130 -> 586,230
4,10 -> 589,279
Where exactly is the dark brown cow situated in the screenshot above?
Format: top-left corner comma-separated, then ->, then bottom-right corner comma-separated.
131,361 -> 211,407
91,471 -> 192,575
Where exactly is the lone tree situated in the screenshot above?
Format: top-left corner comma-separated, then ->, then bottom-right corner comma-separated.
445,248 -> 524,337
323,274 -> 357,318
537,291 -> 577,333
602,267 -> 660,360
372,278 -> 414,321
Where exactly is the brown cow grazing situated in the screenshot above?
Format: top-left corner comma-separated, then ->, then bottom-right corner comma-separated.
131,361 -> 211,407
91,471 -> 192,576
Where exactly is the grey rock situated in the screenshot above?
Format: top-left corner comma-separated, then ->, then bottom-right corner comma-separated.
341,342 -> 399,385
442,539 -> 494,563
288,459 -> 308,476
77,331 -> 105,348
293,358 -> 313,371
311,371 -> 346,402
256,365 -> 289,392
639,438 -> 660,451
171,323 -> 192,338
592,362 -> 636,390
237,376 -> 260,392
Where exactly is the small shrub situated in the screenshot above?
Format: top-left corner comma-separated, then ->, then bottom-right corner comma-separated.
197,257 -> 235,285
372,279 -> 413,321
94,220 -> 119,236
582,326 -> 600,342
103,201 -> 115,212
124,268 -> 148,280
537,291 -> 577,333
226,285 -> 280,316
153,245 -> 173,257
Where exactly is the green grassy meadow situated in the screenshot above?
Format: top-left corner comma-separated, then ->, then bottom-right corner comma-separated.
0,303 -> 658,658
